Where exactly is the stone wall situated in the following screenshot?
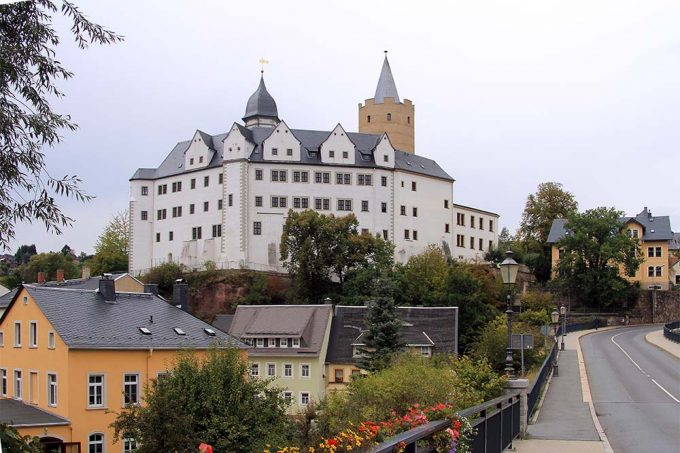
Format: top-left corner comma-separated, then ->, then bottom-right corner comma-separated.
633,290 -> 680,324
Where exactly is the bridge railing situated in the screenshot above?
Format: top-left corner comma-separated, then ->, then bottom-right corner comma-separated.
663,321 -> 680,343
370,393 -> 521,453
527,343 -> 557,417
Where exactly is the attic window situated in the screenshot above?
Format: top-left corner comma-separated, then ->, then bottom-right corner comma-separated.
204,328 -> 216,336
651,229 -> 655,233
173,327 -> 186,336
420,165 -> 425,169
406,161 -> 412,166
139,327 -> 151,335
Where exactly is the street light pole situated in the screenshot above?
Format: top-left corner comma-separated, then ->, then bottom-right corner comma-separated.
500,251 -> 520,379
560,304 -> 566,351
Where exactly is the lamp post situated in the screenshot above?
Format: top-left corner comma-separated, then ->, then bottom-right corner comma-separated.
500,251 -> 519,378
551,309 -> 559,376
559,304 -> 566,350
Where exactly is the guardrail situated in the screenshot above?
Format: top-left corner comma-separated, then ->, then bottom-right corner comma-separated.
527,343 -> 557,417
370,393 -> 521,453
663,321 -> 680,343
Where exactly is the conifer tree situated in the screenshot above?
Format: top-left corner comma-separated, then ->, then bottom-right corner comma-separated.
361,273 -> 404,371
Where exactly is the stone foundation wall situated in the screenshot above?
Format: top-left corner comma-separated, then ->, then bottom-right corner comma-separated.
632,290 -> 680,324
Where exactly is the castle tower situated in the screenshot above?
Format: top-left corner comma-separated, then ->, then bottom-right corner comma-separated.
358,52 -> 415,154
243,73 -> 279,129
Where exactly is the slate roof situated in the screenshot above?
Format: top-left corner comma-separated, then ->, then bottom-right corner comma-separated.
0,398 -> 70,427
669,232 -> 680,251
130,126 -> 453,182
39,273 -> 142,291
374,55 -> 401,103
0,287 -> 18,309
228,305 -> 333,357
326,305 -> 458,364
0,285 -> 246,350
212,314 -> 234,333
243,75 -> 279,121
547,208 -> 675,243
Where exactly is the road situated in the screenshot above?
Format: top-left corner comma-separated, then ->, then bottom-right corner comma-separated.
581,325 -> 680,453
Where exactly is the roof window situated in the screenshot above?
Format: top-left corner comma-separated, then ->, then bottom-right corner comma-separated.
204,328 -> 216,336
139,327 -> 151,335
173,327 -> 186,336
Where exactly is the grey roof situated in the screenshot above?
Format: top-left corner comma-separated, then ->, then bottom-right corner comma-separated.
228,305 -> 333,356
243,75 -> 279,121
326,305 -> 458,364
374,55 -> 401,104
197,130 -> 215,150
130,126 -> 453,182
0,398 -> 70,427
670,232 -> 680,251
39,273 -> 141,291
0,287 -> 18,308
1,285 -> 247,350
547,208 -> 675,243
212,313 -> 234,333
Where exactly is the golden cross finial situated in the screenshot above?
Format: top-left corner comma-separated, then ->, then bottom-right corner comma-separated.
259,57 -> 269,74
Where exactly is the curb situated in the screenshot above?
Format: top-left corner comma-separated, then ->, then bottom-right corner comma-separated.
644,331 -> 680,361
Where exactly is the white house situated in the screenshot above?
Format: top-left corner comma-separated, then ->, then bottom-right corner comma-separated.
453,204 -> 500,262
129,57 -> 499,275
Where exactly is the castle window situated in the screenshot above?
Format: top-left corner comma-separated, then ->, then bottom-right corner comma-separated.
191,178 -> 196,189
141,211 -> 148,221
383,230 -> 388,240
381,202 -> 387,213
255,169 -> 263,181
413,230 -> 418,240
199,156 -> 203,163
361,200 -> 369,212
329,150 -> 335,158
381,176 -> 387,186
190,158 -> 194,165
141,186 -> 148,196
387,113 -> 392,121
343,151 -> 349,159
272,148 -> 278,156
367,115 -> 371,123
384,155 -> 388,162
445,223 -> 450,233
408,116 -> 411,124
286,148 -> 293,156
255,196 -> 263,207
404,229 -> 410,240
253,222 -> 262,235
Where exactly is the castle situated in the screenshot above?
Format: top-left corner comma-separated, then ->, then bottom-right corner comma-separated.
129,55 -> 499,274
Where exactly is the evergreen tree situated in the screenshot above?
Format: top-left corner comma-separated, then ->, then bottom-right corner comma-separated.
361,274 -> 404,371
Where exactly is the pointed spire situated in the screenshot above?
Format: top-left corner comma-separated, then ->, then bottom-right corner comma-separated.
374,51 -> 401,104
243,73 -> 279,124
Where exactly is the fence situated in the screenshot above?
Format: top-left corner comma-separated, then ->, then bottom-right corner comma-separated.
663,321 -> 680,343
527,343 -> 557,417
370,393 -> 521,453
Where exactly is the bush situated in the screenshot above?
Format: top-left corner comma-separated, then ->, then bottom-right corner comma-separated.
140,262 -> 183,296
521,290 -> 554,313
317,352 -> 503,437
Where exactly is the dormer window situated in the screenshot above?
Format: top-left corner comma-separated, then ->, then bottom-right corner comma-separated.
292,338 -> 300,348
203,328 -> 216,336
256,338 -> 264,348
173,327 -> 186,336
139,327 -> 151,335
420,346 -> 431,357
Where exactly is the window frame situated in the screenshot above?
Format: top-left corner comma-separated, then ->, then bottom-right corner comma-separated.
283,363 -> 293,378
29,321 -> 37,348
47,373 -> 57,407
87,373 -> 106,409
300,363 -> 310,378
13,321 -> 21,347
88,432 -> 105,453
123,373 -> 140,406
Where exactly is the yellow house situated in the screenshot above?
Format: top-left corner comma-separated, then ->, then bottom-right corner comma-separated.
0,278 -> 246,452
324,306 -> 459,392
548,207 -> 676,289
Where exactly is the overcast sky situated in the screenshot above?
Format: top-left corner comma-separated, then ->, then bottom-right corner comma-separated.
9,0 -> 679,255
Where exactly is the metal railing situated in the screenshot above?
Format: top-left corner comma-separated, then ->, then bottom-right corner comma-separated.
527,343 -> 557,417
663,321 -> 680,343
371,393 -> 521,453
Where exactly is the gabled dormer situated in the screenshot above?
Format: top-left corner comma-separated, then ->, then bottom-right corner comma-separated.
320,124 -> 355,165
373,133 -> 395,169
222,123 -> 255,162
261,121 -> 301,161
185,130 -> 215,170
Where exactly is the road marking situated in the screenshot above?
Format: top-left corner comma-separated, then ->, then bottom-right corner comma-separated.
610,332 -> 680,404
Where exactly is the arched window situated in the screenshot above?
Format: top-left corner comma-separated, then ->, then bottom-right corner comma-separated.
88,433 -> 104,453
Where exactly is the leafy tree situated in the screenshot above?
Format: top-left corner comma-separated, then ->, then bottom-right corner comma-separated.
555,207 -> 643,310
361,273 -> 404,371
0,424 -> 42,453
88,210 -> 129,275
394,245 -> 449,306
14,244 -> 37,265
140,262 -> 183,297
318,353 -> 504,437
111,347 -> 291,453
280,210 -> 390,303
0,1 -> 123,249
14,251 -> 79,283
484,228 -> 525,264
239,272 -> 272,305
517,182 -> 578,281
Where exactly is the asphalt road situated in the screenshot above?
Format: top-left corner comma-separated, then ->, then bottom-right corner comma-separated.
581,325 -> 680,453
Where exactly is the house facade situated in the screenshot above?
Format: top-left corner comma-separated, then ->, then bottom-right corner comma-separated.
129,56 -> 499,275
548,207 -> 676,289
0,279 -> 245,452
452,204 -> 500,262
226,304 -> 333,412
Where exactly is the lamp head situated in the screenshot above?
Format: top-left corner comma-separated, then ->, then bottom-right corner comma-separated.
499,250 -> 520,285
551,310 -> 559,324
560,305 -> 566,315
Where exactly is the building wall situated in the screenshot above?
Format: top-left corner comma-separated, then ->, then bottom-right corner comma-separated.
358,98 -> 415,154
114,275 -> 144,293
324,363 -> 364,393
452,205 -> 499,261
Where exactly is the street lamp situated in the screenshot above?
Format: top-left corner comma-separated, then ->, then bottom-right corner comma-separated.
551,309 -> 559,376
500,251 -> 519,378
559,304 -> 567,351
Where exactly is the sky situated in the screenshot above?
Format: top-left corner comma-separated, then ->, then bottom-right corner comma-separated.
8,0 -> 680,255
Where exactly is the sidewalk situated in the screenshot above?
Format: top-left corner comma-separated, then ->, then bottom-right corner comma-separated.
645,328 -> 680,359
513,328 -> 613,453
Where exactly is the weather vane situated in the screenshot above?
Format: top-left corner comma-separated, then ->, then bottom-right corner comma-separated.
259,57 -> 269,74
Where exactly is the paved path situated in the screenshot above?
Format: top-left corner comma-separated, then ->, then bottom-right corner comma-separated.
581,326 -> 680,453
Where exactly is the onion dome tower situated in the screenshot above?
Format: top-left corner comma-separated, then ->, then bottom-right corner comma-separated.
243,72 -> 279,129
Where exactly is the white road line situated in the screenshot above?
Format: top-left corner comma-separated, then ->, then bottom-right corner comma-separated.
610,331 -> 680,404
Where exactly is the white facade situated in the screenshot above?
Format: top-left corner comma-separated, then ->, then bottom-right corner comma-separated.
452,204 -> 499,262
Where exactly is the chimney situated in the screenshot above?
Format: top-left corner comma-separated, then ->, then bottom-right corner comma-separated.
172,279 -> 189,312
56,269 -> 65,282
99,273 -> 116,302
144,283 -> 159,296
37,272 -> 46,284
82,266 -> 91,280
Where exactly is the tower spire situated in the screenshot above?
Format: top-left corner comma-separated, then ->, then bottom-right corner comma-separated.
374,51 -> 401,104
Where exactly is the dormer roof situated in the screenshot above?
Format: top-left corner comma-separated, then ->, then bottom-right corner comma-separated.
243,75 -> 279,122
374,54 -> 401,104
